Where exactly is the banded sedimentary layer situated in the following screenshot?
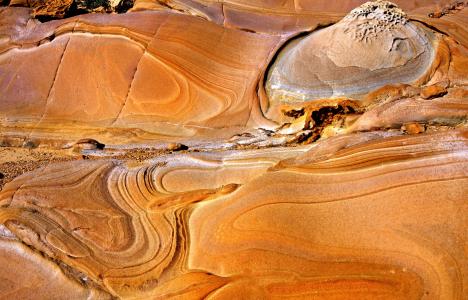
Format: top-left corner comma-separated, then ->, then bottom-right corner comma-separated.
0,0 -> 467,299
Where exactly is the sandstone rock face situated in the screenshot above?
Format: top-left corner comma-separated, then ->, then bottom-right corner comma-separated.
0,0 -> 467,299
266,1 -> 436,104
0,8 -> 280,144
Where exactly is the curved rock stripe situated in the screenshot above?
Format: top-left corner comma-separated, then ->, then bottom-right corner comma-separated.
0,129 -> 466,298
0,10 -> 280,141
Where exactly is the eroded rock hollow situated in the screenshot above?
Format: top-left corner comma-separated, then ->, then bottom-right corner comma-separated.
0,0 -> 467,299
266,1 -> 436,101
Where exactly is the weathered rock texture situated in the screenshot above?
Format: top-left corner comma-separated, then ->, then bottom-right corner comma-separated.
8,0 -> 133,18
0,0 -> 467,299
266,1 -> 436,102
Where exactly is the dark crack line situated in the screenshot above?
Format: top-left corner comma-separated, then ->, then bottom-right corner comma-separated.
221,3 -> 227,27
110,54 -> 142,127
110,15 -> 169,126
27,21 -> 77,140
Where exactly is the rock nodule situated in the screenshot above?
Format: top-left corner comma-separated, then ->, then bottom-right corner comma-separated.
266,1 -> 436,105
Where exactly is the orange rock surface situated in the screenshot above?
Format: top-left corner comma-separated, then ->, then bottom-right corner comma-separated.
0,0 -> 467,299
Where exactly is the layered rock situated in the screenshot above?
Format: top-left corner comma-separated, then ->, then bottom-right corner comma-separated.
0,8 -> 280,146
0,238 -> 110,298
0,0 -> 467,299
130,0 -> 457,33
0,129 -> 467,298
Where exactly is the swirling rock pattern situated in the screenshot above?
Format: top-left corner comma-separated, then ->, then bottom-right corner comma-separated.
189,129 -> 468,299
0,8 -> 280,145
0,0 -> 467,299
0,129 -> 467,298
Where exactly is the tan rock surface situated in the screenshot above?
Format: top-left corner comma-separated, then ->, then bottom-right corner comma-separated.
0,8 -> 280,146
132,0 -> 459,33
0,129 -> 466,298
0,238 -> 110,298
0,0 -> 467,299
266,1 -> 438,104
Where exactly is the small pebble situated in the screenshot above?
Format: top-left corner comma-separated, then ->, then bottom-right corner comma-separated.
74,139 -> 105,151
167,143 -> 189,151
420,85 -> 447,99
401,123 -> 426,134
